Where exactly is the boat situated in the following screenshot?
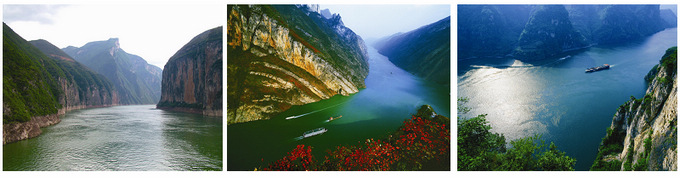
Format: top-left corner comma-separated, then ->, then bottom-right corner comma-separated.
585,64 -> 610,73
302,127 -> 327,138
559,55 -> 571,60
327,115 -> 342,122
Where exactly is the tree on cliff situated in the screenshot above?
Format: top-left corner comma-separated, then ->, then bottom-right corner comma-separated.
458,97 -> 576,171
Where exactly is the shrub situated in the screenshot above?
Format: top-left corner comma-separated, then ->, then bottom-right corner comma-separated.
260,105 -> 450,171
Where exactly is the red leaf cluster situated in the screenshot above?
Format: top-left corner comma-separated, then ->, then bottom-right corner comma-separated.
261,115 -> 450,171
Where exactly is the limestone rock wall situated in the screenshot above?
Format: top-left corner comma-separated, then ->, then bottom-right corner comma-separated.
157,26 -> 223,117
594,47 -> 677,171
227,5 -> 369,124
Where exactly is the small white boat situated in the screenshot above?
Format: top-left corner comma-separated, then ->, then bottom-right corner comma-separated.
302,127 -> 327,138
326,115 -> 342,122
559,55 -> 571,60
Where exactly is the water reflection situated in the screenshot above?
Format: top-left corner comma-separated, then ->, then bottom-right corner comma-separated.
3,105 -> 222,171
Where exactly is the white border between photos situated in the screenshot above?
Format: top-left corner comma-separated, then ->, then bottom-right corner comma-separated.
0,0 -> 678,178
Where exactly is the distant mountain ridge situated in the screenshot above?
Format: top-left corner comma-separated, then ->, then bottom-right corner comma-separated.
62,38 -> 162,105
157,26 -> 222,117
375,16 -> 451,85
459,4 -> 676,61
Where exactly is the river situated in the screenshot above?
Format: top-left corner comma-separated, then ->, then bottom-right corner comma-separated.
457,28 -> 677,170
3,105 -> 222,171
227,46 -> 451,170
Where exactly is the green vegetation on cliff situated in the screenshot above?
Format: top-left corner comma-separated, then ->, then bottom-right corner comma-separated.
3,23 -> 61,123
30,39 -> 117,106
591,46 -> 677,171
375,16 -> 450,85
62,38 -> 162,105
458,97 -> 576,171
3,23 -> 119,124
457,5 -> 532,60
513,5 -> 588,61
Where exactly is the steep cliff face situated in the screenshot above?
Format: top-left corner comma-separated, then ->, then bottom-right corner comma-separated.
375,16 -> 450,85
513,5 -> 588,61
591,47 -> 677,171
572,5 -> 669,44
62,38 -> 162,105
157,26 -> 222,117
227,5 -> 369,124
3,23 -> 118,144
457,5 -> 532,60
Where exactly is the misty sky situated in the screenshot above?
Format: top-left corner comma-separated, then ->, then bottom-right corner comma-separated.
320,4 -> 450,42
3,4 -> 224,69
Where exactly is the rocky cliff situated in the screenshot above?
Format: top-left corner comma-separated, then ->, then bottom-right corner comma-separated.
591,47 -> 677,171
3,23 -> 119,144
567,5 -> 670,44
513,5 -> 588,61
227,5 -> 369,124
62,38 -> 162,105
30,39 -> 119,110
157,26 -> 222,117
375,16 -> 450,85
458,5 -> 532,60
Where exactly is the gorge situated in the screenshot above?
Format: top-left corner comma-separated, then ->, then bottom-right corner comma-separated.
227,5 -> 451,170
458,27 -> 676,170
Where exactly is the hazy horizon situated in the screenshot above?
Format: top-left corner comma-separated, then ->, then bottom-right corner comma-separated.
320,4 -> 450,41
3,4 -> 224,69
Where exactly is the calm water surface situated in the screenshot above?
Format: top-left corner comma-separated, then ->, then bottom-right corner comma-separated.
3,105 -> 222,171
458,28 -> 677,170
227,46 -> 451,170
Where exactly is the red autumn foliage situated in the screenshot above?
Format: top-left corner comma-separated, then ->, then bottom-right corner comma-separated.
262,145 -> 315,171
261,112 -> 450,171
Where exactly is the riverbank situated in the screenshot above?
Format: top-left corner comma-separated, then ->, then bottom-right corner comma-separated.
3,111 -> 61,144
157,106 -> 222,117
3,104 -> 118,144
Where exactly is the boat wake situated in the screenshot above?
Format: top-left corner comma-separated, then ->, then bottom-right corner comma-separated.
293,136 -> 304,141
285,100 -> 349,120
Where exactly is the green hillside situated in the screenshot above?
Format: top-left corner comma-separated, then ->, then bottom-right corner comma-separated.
3,23 -> 63,123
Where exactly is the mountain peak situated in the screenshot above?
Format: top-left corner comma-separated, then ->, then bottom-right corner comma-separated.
108,38 -> 120,49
